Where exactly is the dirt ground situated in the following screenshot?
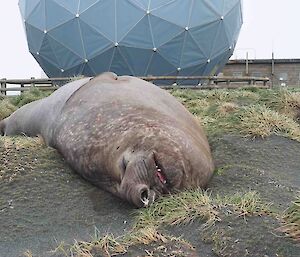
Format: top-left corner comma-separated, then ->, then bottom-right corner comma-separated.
0,133 -> 299,257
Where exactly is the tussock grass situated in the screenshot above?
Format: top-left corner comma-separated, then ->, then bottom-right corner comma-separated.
279,195 -> 300,242
10,88 -> 51,107
238,105 -> 300,140
1,136 -> 44,150
0,99 -> 17,120
170,88 -> 300,141
135,190 -> 219,229
218,102 -> 239,116
54,227 -> 183,257
54,190 -> 269,256
216,191 -> 271,217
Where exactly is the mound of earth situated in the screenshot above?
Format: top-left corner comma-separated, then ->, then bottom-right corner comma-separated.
0,134 -> 299,257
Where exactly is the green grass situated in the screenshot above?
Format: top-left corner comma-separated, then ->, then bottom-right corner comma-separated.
9,88 -> 51,107
170,88 -> 300,142
53,190 -> 270,257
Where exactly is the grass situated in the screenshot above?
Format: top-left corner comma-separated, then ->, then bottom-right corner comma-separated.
0,99 -> 17,120
53,190 -> 269,256
278,194 -> 300,242
170,88 -> 300,142
9,87 -> 51,107
1,87 -> 299,256
1,87 -> 300,141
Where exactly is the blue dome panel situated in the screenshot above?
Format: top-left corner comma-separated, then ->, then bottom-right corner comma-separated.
19,0 -> 243,82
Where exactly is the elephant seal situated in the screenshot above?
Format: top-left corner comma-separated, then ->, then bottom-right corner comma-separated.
0,73 -> 214,207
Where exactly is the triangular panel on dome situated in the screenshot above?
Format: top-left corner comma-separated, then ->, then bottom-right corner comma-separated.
88,47 -> 115,75
149,14 -> 183,48
79,0 -> 99,13
146,52 -> 176,76
118,46 -> 153,76
32,52 -> 60,77
223,3 -> 243,47
120,16 -> 154,48
82,63 -> 96,77
150,0 -> 175,10
63,63 -> 86,77
18,0 -> 26,18
129,0 -> 149,10
213,49 -> 234,75
210,22 -> 231,59
203,50 -> 231,76
223,0 -> 241,16
204,0 -> 224,16
189,0 -> 219,28
110,48 -> 135,76
26,0 -> 46,31
116,0 -> 146,42
39,35 -> 60,67
52,0 -> 79,14
158,31 -> 186,68
80,0 -> 115,42
47,36 -> 83,70
48,19 -> 85,59
22,0 -> 40,19
45,0 -> 74,30
189,20 -> 220,60
25,23 -> 45,53
78,20 -> 112,59
151,0 -> 192,28
180,32 -> 207,69
176,63 -> 206,85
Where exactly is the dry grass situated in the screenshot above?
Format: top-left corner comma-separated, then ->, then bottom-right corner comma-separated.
216,191 -> 272,217
218,102 -> 239,116
0,99 -> 17,120
238,105 -> 300,140
54,190 -> 271,256
135,190 -> 220,230
278,195 -> 300,242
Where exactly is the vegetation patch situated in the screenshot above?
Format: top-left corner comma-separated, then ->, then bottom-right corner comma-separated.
9,88 -> 51,107
0,99 -> 17,120
52,190 -> 270,257
170,88 -> 300,142
238,105 -> 300,140
278,195 -> 300,242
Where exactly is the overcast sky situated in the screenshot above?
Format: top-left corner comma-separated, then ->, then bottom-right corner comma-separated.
0,0 -> 299,78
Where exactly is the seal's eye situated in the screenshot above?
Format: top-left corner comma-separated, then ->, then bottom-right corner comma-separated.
121,156 -> 128,173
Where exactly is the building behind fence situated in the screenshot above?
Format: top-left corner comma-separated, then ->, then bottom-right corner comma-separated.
222,59 -> 300,87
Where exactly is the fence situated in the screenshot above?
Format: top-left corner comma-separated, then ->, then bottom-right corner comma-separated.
0,76 -> 270,95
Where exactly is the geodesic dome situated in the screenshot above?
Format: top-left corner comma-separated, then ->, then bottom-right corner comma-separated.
19,0 -> 243,79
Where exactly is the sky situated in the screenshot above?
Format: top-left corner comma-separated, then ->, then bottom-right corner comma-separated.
0,0 -> 299,78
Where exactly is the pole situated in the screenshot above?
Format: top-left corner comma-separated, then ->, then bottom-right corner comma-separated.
271,52 -> 275,88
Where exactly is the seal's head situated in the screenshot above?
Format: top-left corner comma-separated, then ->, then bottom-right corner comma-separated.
118,150 -> 184,208
116,134 -> 213,208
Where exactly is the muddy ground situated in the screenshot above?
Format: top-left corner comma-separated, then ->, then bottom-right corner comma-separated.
0,133 -> 299,257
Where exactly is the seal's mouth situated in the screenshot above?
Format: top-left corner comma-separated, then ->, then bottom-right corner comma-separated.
155,165 -> 167,185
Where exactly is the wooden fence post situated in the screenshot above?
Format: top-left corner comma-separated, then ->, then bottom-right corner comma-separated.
1,78 -> 6,96
31,77 -> 35,87
20,83 -> 24,94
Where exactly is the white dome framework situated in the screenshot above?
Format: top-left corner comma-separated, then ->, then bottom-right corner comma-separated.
19,0 -> 243,80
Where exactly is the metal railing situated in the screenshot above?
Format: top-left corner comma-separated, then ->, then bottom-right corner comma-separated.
0,76 -> 270,95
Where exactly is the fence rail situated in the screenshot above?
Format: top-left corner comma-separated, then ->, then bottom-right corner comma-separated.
0,76 -> 270,95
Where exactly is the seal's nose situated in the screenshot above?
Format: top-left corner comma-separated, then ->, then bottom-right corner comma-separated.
133,184 -> 149,207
